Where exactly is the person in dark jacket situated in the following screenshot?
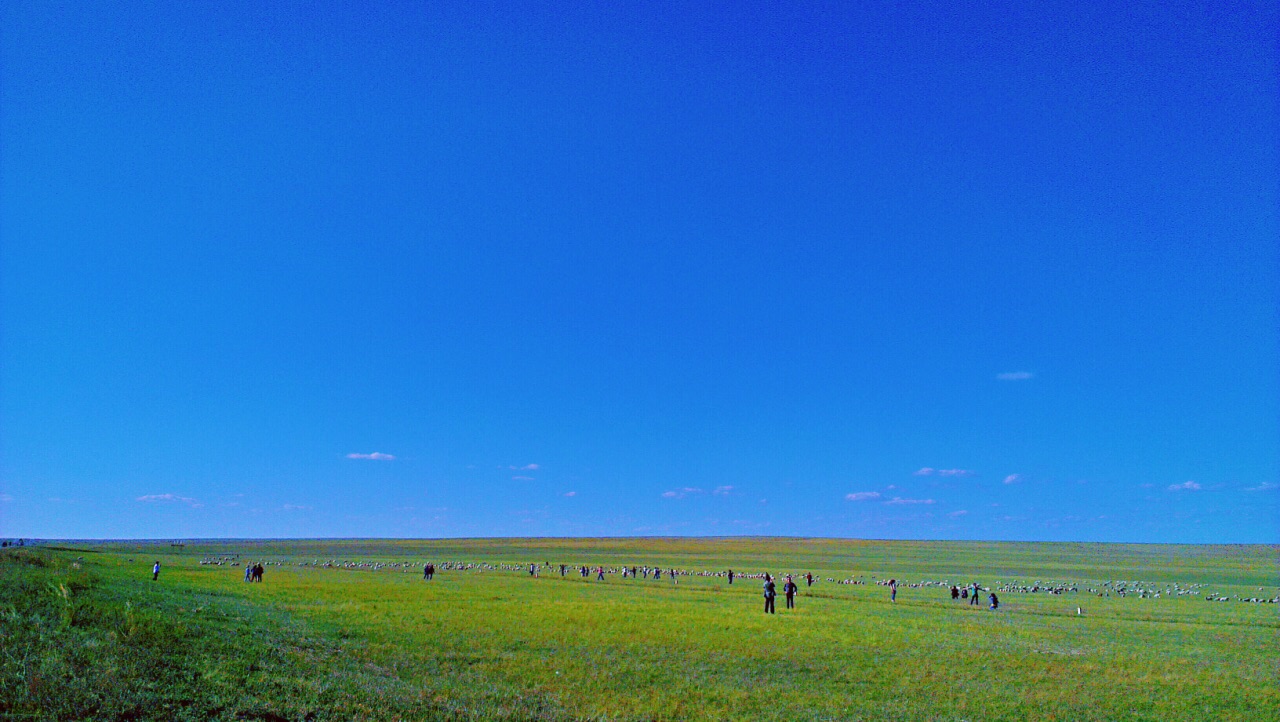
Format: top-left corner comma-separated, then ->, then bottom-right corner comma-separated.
784,576 -> 799,609
763,576 -> 777,614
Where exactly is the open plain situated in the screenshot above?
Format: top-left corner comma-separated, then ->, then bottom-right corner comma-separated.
2,538 -> 1276,721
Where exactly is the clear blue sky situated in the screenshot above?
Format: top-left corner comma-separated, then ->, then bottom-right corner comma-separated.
2,2 -> 1276,542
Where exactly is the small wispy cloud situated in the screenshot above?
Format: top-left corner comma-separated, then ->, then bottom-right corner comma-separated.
346,452 -> 395,461
997,371 -> 1034,381
1168,481 -> 1201,491
1003,474 -> 1021,485
563,491 -> 577,497
948,509 -> 969,517
0,493 -> 12,503
917,467 -> 973,477
512,475 -> 535,481
282,503 -> 312,511
1244,482 -> 1277,492
845,491 -> 881,501
136,493 -> 202,508
661,487 -> 704,499
885,497 -> 936,505
713,485 -> 734,496
509,463 -> 540,471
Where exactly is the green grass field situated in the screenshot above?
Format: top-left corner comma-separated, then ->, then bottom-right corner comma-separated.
3,538 -> 1276,721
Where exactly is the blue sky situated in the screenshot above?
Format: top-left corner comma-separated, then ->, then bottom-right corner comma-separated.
2,2 -> 1276,542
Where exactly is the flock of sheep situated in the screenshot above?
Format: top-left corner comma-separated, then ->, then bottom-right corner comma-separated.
195,555 -> 1279,604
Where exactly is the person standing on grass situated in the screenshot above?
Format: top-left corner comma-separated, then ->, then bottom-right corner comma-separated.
763,575 -> 777,614
728,569 -> 734,585
989,592 -> 999,610
245,564 -> 252,583
889,578 -> 897,603
597,566 -> 605,581
951,585 -> 960,600
969,582 -> 980,605
670,568 -> 677,584
784,576 -> 798,609
806,572 -> 813,588
152,561 -> 161,581
561,564 -> 567,577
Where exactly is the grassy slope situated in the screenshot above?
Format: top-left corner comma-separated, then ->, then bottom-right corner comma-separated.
2,539 -> 1276,721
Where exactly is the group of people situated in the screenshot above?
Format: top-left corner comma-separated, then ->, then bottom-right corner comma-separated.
949,583 -> 998,609
761,573 -> 802,613
417,559 -> 1004,614
243,563 -> 266,582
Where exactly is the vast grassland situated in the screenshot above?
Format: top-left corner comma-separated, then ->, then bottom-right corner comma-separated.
2,538 -> 1276,721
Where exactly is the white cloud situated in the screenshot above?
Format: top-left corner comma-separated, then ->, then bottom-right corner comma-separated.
885,497 -> 936,505
282,503 -> 312,511
997,371 -> 1034,381
661,487 -> 704,499
563,491 -> 577,497
845,492 -> 881,501
713,485 -> 734,496
1245,482 -> 1277,492
1168,481 -> 1201,491
512,475 -> 535,481
0,493 -> 12,503
522,463 -> 539,471
136,493 -> 202,508
916,467 -> 974,477
948,510 -> 969,517
1003,474 -> 1021,485
346,452 -> 395,460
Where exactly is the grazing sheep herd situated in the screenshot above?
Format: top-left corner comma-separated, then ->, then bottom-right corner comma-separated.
196,556 -> 1280,605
